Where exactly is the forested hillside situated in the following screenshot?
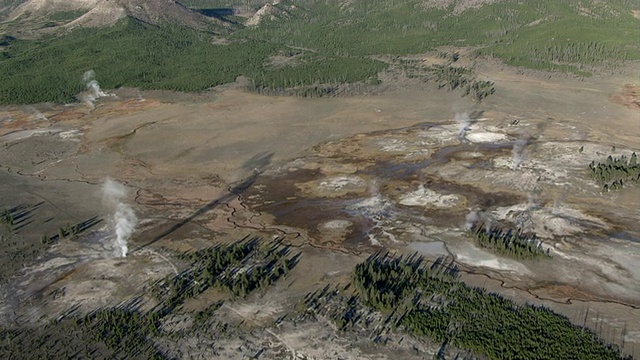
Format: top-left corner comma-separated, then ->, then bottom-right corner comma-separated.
0,0 -> 637,104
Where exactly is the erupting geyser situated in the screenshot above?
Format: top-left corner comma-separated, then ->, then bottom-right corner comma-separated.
102,178 -> 138,258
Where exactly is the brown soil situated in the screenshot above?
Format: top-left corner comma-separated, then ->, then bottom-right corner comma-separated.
610,83 -> 640,110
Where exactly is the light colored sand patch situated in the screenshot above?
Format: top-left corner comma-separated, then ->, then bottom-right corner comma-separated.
626,331 -> 640,343
417,124 -> 459,145
381,228 -> 400,243
58,129 -> 83,140
319,176 -> 365,191
229,301 -> 282,322
18,257 -> 77,280
408,241 -> 449,256
60,279 -> 118,303
595,240 -> 640,280
368,234 -> 381,246
0,127 -> 64,142
399,185 -> 461,208
278,325 -> 360,359
454,151 -> 485,159
465,132 -> 508,143
377,138 -> 408,152
536,216 -> 583,237
347,195 -> 392,217
493,204 -> 608,239
298,175 -> 368,198
492,155 -> 526,170
246,3 -> 288,26
404,148 -> 430,159
322,220 -> 352,230
550,243 -> 637,301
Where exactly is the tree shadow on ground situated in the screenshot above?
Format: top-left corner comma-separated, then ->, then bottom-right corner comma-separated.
134,152 -> 274,251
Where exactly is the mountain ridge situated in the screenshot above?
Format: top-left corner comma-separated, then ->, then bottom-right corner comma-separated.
4,0 -> 228,31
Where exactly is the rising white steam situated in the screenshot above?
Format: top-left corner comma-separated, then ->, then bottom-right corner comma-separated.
515,191 -> 539,229
82,70 -> 111,108
511,138 -> 528,170
455,112 -> 472,142
28,106 -> 47,121
102,178 -> 137,258
82,70 -> 95,83
464,209 -> 479,230
464,208 -> 493,234
552,190 -> 566,216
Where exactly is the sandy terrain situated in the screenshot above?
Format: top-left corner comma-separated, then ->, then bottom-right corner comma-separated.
0,60 -> 638,358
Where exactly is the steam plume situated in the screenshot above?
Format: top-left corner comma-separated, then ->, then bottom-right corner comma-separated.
484,216 -> 494,234
82,70 -> 111,108
102,178 -> 137,258
464,209 -> 479,230
28,106 -> 47,121
464,208 -> 493,234
455,112 -> 471,142
511,138 -> 528,170
82,70 -> 95,83
516,190 -> 539,229
368,179 -> 380,197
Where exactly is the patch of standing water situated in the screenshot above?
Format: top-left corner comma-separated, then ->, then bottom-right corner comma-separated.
450,243 -> 530,274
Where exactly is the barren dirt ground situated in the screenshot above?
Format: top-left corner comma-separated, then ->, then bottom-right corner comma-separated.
0,62 -> 639,358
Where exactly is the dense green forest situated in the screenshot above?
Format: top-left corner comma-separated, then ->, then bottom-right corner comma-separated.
347,252 -> 629,360
0,0 -> 638,104
243,0 -> 638,71
0,18 -> 383,104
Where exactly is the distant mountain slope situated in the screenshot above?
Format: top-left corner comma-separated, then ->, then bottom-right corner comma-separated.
7,0 -> 98,20
0,0 -> 638,105
241,0 -> 640,72
0,0 -> 26,18
6,0 -> 228,30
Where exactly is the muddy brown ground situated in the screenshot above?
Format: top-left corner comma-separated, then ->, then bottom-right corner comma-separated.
0,61 -> 639,358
